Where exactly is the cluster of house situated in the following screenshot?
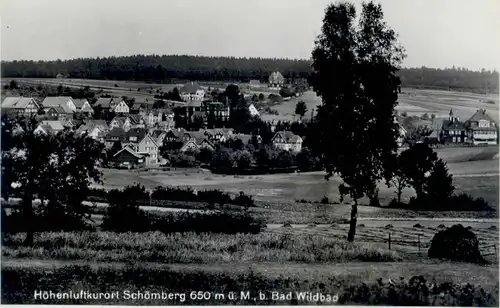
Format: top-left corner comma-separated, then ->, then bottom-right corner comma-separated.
1,90 -> 303,169
438,109 -> 498,145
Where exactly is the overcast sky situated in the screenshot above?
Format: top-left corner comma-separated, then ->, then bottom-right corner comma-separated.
1,0 -> 499,70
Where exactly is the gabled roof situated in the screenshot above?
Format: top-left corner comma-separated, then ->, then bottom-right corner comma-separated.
54,106 -> 70,114
233,134 -> 255,145
40,120 -> 65,131
180,81 -> 203,94
272,131 -> 302,143
442,120 -> 466,130
111,116 -> 128,126
73,99 -> 89,109
41,96 -> 72,106
126,127 -> 148,140
106,127 -> 126,139
1,97 -> 39,109
467,109 -> 496,124
113,146 -> 143,159
128,114 -> 144,125
95,97 -> 113,108
84,119 -> 108,130
151,130 -> 166,140
139,134 -> 160,147
36,124 -> 54,134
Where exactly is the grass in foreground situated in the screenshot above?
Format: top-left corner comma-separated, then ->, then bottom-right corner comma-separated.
2,264 -> 498,305
2,231 -> 402,263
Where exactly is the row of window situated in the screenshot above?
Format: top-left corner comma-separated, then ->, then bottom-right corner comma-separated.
473,131 -> 497,135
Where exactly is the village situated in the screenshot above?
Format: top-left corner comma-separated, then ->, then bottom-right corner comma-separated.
1,70 -> 497,171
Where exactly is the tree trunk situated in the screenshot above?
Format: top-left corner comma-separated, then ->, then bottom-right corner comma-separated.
397,185 -> 402,204
22,184 -> 34,246
347,199 -> 358,242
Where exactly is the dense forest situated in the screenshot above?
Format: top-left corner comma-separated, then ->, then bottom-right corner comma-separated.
1,55 -> 498,93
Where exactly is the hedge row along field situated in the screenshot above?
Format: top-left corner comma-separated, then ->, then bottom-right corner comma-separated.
2,265 -> 498,306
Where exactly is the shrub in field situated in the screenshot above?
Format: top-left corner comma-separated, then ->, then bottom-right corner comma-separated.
413,223 -> 424,228
2,265 -> 498,306
428,224 -> 485,263
2,209 -> 93,233
101,185 -> 152,232
152,211 -> 263,234
197,189 -> 232,207
321,196 -> 329,204
87,187 -> 108,202
232,191 -> 255,208
150,186 -> 197,202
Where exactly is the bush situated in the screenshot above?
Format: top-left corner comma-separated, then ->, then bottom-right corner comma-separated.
197,189 -> 232,206
2,209 -> 93,233
2,266 -> 497,306
321,196 -> 329,204
151,186 -> 197,202
428,224 -> 485,263
233,191 -> 255,208
413,223 -> 424,228
152,211 -> 263,234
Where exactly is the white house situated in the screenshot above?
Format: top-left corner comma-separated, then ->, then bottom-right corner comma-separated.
248,104 -> 260,117
1,97 -> 40,116
268,71 -> 285,88
271,131 -> 303,152
73,99 -> 94,116
137,134 -> 160,166
34,120 -> 65,135
41,96 -> 77,113
112,99 -> 130,114
465,109 -> 498,145
109,116 -> 132,132
180,82 -> 205,101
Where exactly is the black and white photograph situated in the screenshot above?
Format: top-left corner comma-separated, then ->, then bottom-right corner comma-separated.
0,0 -> 499,306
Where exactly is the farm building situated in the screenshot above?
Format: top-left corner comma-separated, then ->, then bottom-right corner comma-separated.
271,131 -> 303,152
180,82 -> 205,101
112,147 -> 145,169
1,97 -> 40,116
268,71 -> 285,88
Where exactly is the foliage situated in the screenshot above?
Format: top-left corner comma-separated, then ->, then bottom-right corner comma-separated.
169,152 -> 197,168
210,148 -> 234,172
428,224 -> 485,263
2,265 -> 497,305
424,159 -> 455,205
101,184 -> 151,232
295,100 -> 307,117
309,2 -> 405,241
1,116 -> 104,244
232,191 -> 255,208
399,143 -> 438,199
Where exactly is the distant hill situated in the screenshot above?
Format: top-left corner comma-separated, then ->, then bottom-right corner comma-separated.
1,55 -> 498,93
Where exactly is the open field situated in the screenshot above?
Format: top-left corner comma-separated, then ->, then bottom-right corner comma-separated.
94,146 -> 499,209
259,87 -> 499,122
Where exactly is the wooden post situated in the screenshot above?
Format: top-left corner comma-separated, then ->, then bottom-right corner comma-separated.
418,234 -> 421,255
388,233 -> 391,250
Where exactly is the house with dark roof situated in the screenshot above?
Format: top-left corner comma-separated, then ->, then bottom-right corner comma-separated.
112,147 -> 145,169
127,114 -> 146,128
125,127 -> 149,144
440,110 -> 467,144
95,97 -> 114,109
1,97 -> 40,116
271,131 -> 303,152
104,127 -> 127,148
465,109 -> 498,145
180,81 -> 205,101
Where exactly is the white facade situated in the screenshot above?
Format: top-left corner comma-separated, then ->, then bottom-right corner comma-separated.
137,135 -> 159,165
181,90 -> 205,101
113,101 -> 130,114
471,130 -> 497,145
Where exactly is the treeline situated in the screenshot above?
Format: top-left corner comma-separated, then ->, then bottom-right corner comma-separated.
2,55 -> 498,92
